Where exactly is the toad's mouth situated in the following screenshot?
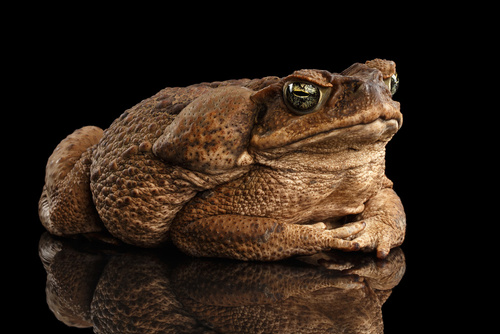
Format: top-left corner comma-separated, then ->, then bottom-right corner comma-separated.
251,116 -> 401,153
286,118 -> 400,151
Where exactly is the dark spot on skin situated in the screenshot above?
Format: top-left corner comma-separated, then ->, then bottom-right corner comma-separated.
256,105 -> 268,123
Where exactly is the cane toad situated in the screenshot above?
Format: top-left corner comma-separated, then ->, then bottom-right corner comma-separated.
39,59 -> 405,261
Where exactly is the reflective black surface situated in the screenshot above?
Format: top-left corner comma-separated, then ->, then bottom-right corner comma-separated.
10,16 -> 466,332
38,233 -> 405,333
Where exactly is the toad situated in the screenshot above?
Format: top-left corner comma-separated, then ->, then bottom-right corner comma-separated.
39,59 -> 405,261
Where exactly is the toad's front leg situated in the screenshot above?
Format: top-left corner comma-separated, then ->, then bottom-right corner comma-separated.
170,215 -> 365,261
337,188 -> 406,259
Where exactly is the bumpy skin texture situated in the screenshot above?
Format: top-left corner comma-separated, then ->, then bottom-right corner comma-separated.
39,59 -> 405,261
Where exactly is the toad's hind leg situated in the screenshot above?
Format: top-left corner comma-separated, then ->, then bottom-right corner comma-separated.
39,126 -> 105,236
171,215 -> 365,261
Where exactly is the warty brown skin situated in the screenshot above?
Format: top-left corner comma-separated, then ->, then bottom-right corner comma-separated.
39,59 -> 406,261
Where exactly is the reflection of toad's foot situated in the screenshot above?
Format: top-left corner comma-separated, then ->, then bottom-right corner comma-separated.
299,247 -> 406,291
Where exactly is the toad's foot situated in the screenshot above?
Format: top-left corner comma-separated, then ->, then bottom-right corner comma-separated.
330,188 -> 406,259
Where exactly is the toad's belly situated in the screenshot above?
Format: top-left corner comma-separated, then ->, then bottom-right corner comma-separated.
201,162 -> 385,224
278,168 -> 383,224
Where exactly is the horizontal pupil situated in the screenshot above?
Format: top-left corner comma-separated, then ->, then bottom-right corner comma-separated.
293,91 -> 310,97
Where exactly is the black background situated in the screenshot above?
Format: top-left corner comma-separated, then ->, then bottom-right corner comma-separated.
7,6 -> 475,333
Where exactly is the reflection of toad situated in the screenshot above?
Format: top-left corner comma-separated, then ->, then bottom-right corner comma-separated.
39,233 -> 405,333
39,59 -> 405,260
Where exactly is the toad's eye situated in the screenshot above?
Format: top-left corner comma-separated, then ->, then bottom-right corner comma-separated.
384,73 -> 399,96
284,82 -> 321,114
